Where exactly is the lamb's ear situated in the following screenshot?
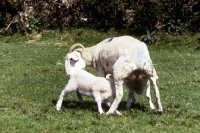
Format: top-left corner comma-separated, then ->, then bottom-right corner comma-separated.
76,49 -> 83,56
69,54 -> 79,61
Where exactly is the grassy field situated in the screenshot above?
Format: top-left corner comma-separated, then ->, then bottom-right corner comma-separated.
0,29 -> 200,133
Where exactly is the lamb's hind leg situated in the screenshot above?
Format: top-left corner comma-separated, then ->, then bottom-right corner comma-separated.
76,90 -> 84,104
56,84 -> 76,110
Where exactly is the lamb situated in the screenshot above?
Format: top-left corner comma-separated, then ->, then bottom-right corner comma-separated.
56,52 -> 122,115
67,35 -> 163,115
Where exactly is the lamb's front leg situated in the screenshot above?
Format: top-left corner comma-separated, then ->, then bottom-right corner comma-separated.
56,84 -> 76,110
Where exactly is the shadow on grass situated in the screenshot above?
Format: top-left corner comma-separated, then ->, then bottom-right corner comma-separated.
195,38 -> 200,50
52,100 -> 147,113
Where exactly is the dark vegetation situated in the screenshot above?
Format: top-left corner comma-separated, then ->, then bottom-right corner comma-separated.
1,0 -> 200,40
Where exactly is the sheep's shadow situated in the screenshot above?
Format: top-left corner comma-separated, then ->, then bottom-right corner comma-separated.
52,99 -> 146,113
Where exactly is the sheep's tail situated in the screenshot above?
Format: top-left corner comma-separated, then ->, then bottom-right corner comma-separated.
69,43 -> 85,53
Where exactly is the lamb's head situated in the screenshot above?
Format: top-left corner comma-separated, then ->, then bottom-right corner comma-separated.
65,50 -> 86,77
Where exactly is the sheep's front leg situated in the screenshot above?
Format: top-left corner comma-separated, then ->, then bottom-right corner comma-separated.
145,80 -> 155,110
106,58 -> 137,115
126,89 -> 139,109
56,84 -> 76,110
96,64 -> 106,77
104,100 -> 122,115
132,91 -> 139,104
126,88 -> 134,109
150,76 -> 163,114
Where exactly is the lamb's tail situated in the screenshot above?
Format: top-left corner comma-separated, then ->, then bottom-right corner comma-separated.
106,74 -> 113,80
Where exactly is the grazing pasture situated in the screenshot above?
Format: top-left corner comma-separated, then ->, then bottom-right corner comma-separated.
0,30 -> 200,132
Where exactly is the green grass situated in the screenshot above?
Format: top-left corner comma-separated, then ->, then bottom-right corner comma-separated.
0,29 -> 200,132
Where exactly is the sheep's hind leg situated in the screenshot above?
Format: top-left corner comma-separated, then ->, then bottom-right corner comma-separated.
149,76 -> 163,114
106,58 -> 137,115
145,80 -> 155,110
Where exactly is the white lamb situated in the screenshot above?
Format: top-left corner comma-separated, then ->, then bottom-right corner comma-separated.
56,52 -> 122,115
67,35 -> 163,115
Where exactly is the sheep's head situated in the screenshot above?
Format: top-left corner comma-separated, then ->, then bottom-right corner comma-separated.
125,70 -> 149,94
65,51 -> 86,77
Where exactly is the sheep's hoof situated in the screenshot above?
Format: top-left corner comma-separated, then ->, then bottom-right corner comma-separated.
56,106 -> 61,111
56,108 -> 61,111
150,105 -> 156,110
126,103 -> 131,109
157,110 -> 163,115
133,101 -> 139,105
116,111 -> 122,115
99,112 -> 105,115
77,99 -> 84,104
106,111 -> 115,115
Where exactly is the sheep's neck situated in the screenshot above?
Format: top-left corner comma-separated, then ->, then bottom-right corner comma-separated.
82,46 -> 95,67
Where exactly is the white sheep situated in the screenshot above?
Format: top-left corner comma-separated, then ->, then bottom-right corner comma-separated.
67,35 -> 163,115
56,52 -> 122,115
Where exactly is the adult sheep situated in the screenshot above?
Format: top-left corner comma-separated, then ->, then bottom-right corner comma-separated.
68,35 -> 163,114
